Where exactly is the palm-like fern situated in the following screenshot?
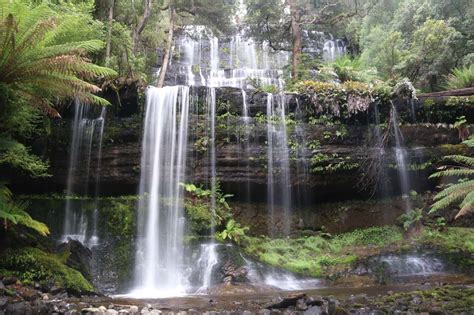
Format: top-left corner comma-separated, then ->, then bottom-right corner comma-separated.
429,141 -> 474,219
0,2 -> 116,117
330,55 -> 378,83
0,182 -> 49,236
444,64 -> 474,90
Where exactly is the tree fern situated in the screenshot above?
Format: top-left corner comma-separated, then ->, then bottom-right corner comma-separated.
430,140 -> 474,219
0,2 -> 116,116
444,64 -> 474,89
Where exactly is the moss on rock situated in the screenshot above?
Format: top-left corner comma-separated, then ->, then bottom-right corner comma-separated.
0,247 -> 94,294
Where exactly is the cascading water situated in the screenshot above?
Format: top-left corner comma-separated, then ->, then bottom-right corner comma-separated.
372,102 -> 390,197
196,243 -> 219,291
62,102 -> 106,247
374,255 -> 444,276
196,87 -> 220,292
127,1 -> 347,295
293,98 -> 310,204
90,107 -> 106,246
266,93 -> 292,236
322,35 -> 345,62
242,252 -> 320,290
390,103 -> 412,211
131,86 -> 190,298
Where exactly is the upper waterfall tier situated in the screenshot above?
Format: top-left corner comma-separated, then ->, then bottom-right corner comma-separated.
163,32 -> 345,89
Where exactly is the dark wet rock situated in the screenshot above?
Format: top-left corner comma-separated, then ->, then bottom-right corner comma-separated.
267,294 -> 307,309
222,261 -> 249,284
57,239 -> 93,282
1,278 -> 16,286
303,306 -> 322,315
0,297 -> 8,308
5,302 -> 32,315
351,264 -> 370,276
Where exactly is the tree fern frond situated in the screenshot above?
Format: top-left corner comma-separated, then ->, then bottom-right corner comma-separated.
432,179 -> 474,200
0,9 -> 116,114
429,169 -> 474,179
456,191 -> 474,219
430,186 -> 472,213
443,155 -> 474,167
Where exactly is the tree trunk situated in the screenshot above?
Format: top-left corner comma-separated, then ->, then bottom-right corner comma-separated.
417,87 -> 474,99
287,0 -> 302,80
133,0 -> 153,53
156,7 -> 175,88
105,0 -> 115,66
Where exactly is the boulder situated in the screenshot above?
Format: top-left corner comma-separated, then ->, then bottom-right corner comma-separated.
57,239 -> 93,281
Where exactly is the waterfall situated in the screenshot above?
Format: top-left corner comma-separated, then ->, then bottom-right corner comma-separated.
62,102 -> 105,247
177,32 -> 288,89
266,93 -> 292,236
90,107 -> 106,246
294,98 -> 310,204
390,103 -> 412,211
196,243 -> 219,291
371,102 -> 390,197
196,87 -> 219,291
375,255 -> 444,276
131,86 -> 190,298
322,35 -> 345,62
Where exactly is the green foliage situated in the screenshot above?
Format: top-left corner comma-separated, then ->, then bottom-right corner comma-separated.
244,226 -> 402,277
215,219 -> 249,245
398,208 -> 424,230
0,137 -> 49,178
310,152 -> 359,174
416,227 -> 474,255
0,183 -> 49,236
100,199 -> 135,237
183,182 -> 233,235
444,64 -> 474,89
0,1 -> 116,116
353,0 -> 473,91
429,139 -> 474,219
0,247 -> 94,293
248,77 -> 279,94
294,80 -> 381,118
330,55 -> 378,83
194,136 -> 210,154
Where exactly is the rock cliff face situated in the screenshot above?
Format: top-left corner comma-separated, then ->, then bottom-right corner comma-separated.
16,86 -> 470,207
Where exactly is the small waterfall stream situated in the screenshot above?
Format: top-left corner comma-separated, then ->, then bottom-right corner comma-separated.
266,93 -> 292,236
390,104 -> 412,211
62,102 -> 106,247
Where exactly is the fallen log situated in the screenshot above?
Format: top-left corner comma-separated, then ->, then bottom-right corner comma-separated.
418,87 -> 474,100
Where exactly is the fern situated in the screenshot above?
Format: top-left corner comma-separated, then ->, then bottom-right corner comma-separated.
444,64 -> 474,90
0,2 -> 117,117
0,183 -> 49,236
430,150 -> 474,218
